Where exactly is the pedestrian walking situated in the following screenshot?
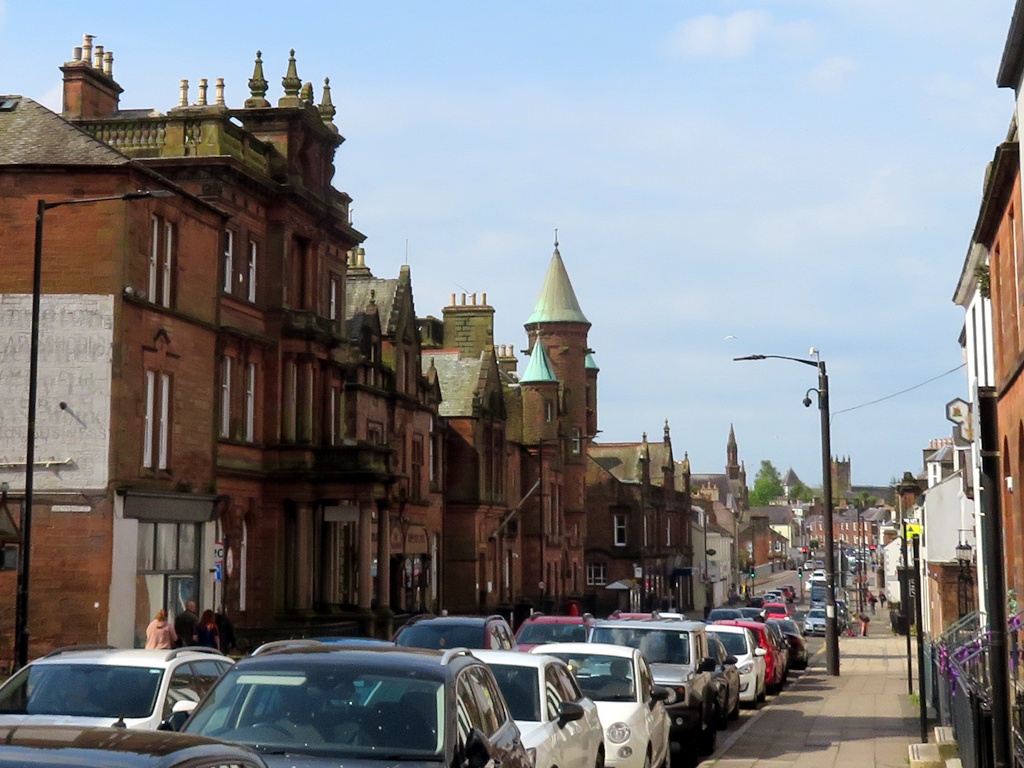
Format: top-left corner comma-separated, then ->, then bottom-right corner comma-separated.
145,609 -> 178,650
174,600 -> 198,648
869,593 -> 877,614
859,611 -> 870,636
194,609 -> 221,650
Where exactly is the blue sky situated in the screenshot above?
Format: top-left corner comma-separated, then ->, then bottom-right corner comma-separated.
1,1 -> 1015,487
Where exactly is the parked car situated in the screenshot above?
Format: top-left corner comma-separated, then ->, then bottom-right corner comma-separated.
763,602 -> 790,619
393,614 -> 517,650
589,618 -> 717,762
760,620 -> 790,682
0,724 -> 267,768
712,620 -> 784,694
531,642 -> 670,768
705,633 -> 740,728
514,614 -> 594,651
475,650 -> 605,768
745,596 -> 764,608
0,645 -> 232,730
803,608 -> 826,636
778,586 -> 796,603
769,618 -> 808,670
706,625 -> 766,707
180,643 -> 533,768
736,607 -> 767,621
706,608 -> 742,622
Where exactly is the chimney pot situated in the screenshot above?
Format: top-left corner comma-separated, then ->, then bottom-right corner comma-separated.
215,77 -> 225,106
103,51 -> 113,77
82,34 -> 94,65
178,79 -> 189,107
461,293 -> 466,306
450,293 -> 456,306
482,292 -> 487,305
198,78 -> 208,106
73,46 -> 82,61
93,45 -> 103,69
471,292 -> 477,306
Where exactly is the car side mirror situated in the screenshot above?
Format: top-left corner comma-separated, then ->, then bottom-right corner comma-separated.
699,657 -> 717,673
754,647 -> 767,657
157,700 -> 197,732
557,700 -> 585,727
650,685 -> 670,703
724,655 -> 738,666
465,727 -> 497,768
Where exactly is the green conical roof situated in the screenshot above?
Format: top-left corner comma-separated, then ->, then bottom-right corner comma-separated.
520,341 -> 558,384
526,243 -> 589,325
585,352 -> 599,371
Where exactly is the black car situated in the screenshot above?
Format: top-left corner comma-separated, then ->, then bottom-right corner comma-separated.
707,608 -> 743,622
706,633 -> 740,728
0,724 -> 266,768
769,618 -> 809,670
393,614 -> 517,650
179,643 -> 533,768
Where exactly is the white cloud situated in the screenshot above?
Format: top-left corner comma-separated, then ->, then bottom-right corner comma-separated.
660,10 -> 815,60
804,56 -> 860,93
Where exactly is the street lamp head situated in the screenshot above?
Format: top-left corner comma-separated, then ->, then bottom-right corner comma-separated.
803,396 -> 813,408
126,189 -> 175,201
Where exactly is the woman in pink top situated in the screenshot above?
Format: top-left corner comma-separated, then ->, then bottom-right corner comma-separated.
145,608 -> 178,649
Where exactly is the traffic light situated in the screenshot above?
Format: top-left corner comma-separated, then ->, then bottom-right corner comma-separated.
749,569 -> 755,580
801,547 -> 808,554
869,544 -> 876,551
798,570 -> 803,579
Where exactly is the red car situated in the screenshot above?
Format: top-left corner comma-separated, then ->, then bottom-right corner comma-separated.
763,602 -> 790,619
713,619 -> 785,693
513,613 -> 594,651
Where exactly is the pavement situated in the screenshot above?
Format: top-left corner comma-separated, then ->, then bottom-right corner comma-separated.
706,632 -> 922,768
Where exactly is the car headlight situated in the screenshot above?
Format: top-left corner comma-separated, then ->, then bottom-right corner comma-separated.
738,662 -> 754,674
526,747 -> 537,767
663,687 -> 677,704
607,722 -> 631,744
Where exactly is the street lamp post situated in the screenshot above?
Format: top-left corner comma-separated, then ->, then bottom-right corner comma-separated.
955,539 -> 973,618
15,190 -> 173,670
735,351 -> 840,676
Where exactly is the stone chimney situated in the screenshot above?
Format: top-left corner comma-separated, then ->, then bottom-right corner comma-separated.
61,34 -> 123,119
442,292 -> 495,358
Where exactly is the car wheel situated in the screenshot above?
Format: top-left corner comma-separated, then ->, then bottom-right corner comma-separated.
595,747 -> 605,768
715,698 -> 728,730
729,691 -> 740,720
757,676 -> 766,703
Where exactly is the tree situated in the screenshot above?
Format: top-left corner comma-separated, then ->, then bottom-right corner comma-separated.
749,460 -> 784,506
789,480 -> 814,503
851,490 -> 879,510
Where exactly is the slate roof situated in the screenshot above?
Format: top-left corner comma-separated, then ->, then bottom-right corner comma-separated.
782,467 -> 802,487
345,277 -> 399,334
0,95 -> 130,166
589,441 -> 674,485
525,245 -> 589,325
422,349 -> 488,417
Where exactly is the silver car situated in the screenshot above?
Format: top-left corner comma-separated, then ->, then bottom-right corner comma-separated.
803,608 -> 826,636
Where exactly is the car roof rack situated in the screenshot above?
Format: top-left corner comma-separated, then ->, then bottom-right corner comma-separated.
41,644 -> 117,658
250,639 -> 328,656
439,647 -> 474,666
166,646 -> 227,660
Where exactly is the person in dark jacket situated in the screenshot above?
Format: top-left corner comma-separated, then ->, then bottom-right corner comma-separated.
195,609 -> 221,650
174,601 -> 198,647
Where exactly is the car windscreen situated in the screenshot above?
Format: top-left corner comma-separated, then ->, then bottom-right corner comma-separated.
0,663 -> 163,719
777,620 -> 800,635
395,623 -> 483,649
590,626 -> 690,665
487,664 -> 541,721
807,610 -> 825,619
185,665 -> 445,758
707,609 -> 741,621
542,653 -> 635,703
708,631 -> 748,657
516,623 -> 588,645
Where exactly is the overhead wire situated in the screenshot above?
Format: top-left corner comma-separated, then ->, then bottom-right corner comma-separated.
831,363 -> 967,419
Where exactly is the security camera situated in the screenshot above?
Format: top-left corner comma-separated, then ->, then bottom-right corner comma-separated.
803,396 -> 813,408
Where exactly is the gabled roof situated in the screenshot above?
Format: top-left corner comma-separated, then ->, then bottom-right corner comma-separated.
422,349 -> 488,417
346,277 -> 399,333
589,441 -> 673,485
782,467 -> 801,487
0,95 -> 131,166
525,243 -> 589,325
519,340 -> 558,384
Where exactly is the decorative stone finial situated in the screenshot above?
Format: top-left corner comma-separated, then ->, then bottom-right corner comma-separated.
319,77 -> 337,127
281,49 -> 302,100
300,81 -> 314,104
246,50 -> 270,108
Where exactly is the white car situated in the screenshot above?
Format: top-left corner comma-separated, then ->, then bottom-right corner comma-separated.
475,650 -> 604,768
0,646 -> 232,730
706,625 -> 766,706
532,642 -> 670,768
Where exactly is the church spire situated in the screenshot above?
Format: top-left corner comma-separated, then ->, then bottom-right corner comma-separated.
727,423 -> 740,480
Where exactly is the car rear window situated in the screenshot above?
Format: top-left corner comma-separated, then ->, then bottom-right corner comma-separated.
590,626 -> 690,665
395,623 -> 482,649
542,653 -> 635,702
516,623 -> 588,645
708,630 -> 748,656
0,663 -> 162,719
